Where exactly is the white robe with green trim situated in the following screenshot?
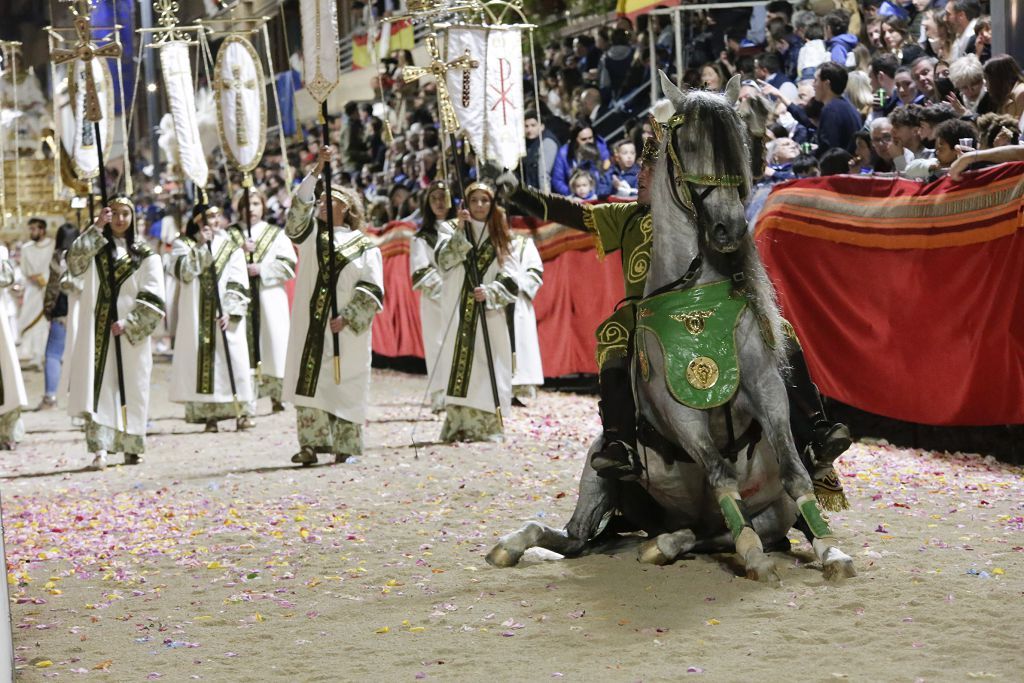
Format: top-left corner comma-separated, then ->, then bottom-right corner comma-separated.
281,174 -> 384,424
0,248 -> 27,415
241,220 -> 296,379
511,234 -> 544,387
66,233 -> 165,436
168,230 -> 253,406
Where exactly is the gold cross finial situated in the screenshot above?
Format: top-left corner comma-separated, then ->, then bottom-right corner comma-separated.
402,34 -> 478,133
50,2 -> 121,122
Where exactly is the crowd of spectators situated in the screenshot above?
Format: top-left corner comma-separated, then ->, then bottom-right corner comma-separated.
137,0 -> 1024,239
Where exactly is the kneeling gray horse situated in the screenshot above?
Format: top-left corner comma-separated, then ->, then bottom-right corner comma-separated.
488,74 -> 855,583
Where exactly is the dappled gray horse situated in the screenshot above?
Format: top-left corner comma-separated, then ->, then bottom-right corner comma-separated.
487,74 -> 854,583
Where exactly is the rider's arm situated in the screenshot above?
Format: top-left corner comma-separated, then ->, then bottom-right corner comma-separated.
505,186 -> 635,257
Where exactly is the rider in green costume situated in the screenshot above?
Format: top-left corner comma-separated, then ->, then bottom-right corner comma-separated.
502,136 -> 851,500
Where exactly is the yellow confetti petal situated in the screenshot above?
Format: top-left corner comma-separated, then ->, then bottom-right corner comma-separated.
993,568 -> 1005,575
706,619 -> 720,626
375,626 -> 390,634
408,626 -> 426,633
206,561 -> 222,570
35,661 -> 53,668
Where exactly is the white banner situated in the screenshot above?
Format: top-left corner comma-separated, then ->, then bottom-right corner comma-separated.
213,36 -> 267,172
160,41 -> 209,189
66,59 -> 115,180
300,0 -> 340,104
445,27 -> 525,171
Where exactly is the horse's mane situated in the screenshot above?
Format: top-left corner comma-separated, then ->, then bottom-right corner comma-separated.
677,91 -> 753,200
676,90 -> 789,371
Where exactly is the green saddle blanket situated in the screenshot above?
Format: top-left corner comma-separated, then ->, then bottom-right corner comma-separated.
635,280 -> 747,410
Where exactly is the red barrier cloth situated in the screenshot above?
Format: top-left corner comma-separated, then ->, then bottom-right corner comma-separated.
755,162 -> 1024,426
371,222 -> 425,358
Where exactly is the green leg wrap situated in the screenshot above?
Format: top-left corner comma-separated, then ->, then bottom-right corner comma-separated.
718,494 -> 752,541
798,495 -> 833,539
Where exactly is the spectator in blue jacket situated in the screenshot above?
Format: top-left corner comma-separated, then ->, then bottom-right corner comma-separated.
824,10 -> 858,67
551,122 -> 611,196
609,139 -> 640,198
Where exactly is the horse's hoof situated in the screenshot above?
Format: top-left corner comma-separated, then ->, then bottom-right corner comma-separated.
744,552 -> 781,585
638,539 -> 671,565
822,548 -> 856,581
485,545 -> 520,568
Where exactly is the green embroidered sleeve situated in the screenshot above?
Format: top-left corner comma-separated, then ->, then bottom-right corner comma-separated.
411,266 -> 442,300
0,259 -> 15,288
124,298 -> 166,344
342,284 -> 383,335
171,242 -> 211,283
261,256 -> 296,287
223,281 -> 250,319
586,201 -> 640,259
59,270 -> 84,295
436,228 -> 472,272
285,174 -> 318,243
67,227 -> 108,277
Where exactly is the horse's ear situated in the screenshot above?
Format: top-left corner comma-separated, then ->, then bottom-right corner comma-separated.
659,70 -> 686,108
724,74 -> 742,106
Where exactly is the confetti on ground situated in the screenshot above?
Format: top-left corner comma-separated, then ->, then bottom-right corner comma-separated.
4,368 -> 1023,680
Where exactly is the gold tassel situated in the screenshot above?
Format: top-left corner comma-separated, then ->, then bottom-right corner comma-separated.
334,355 -> 341,384
813,468 -> 850,512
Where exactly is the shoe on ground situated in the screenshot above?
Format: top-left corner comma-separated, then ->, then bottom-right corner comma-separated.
590,440 -> 641,481
511,397 -> 526,408
123,453 -> 142,466
291,448 -> 317,466
271,399 -> 285,413
204,420 -> 219,433
334,453 -> 351,464
812,422 -> 853,464
36,395 -> 56,411
237,416 -> 256,431
88,453 -> 107,471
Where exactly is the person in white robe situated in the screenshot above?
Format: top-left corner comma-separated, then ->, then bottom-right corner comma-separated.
233,188 -> 296,413
282,146 -> 384,465
17,218 -> 55,369
410,180 -> 455,412
0,246 -> 27,449
510,233 -> 544,401
66,197 -> 166,470
435,181 -> 519,442
168,204 -> 254,432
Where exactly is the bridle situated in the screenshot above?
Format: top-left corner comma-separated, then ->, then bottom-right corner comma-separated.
642,109 -> 748,299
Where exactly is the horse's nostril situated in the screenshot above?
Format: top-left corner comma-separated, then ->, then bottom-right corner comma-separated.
713,224 -> 730,241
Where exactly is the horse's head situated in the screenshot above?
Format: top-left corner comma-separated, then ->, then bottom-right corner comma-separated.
654,71 -> 752,254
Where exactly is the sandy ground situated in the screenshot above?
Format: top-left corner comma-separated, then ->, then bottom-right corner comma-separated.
2,361 -> 1024,682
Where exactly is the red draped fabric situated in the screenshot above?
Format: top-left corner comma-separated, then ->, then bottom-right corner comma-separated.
755,162 -> 1024,426
371,222 -> 425,359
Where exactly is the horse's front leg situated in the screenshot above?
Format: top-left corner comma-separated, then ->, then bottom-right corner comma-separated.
487,438 -> 617,567
636,373 -> 778,581
736,323 -> 855,579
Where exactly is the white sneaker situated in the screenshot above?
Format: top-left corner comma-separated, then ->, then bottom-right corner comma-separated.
88,452 -> 107,471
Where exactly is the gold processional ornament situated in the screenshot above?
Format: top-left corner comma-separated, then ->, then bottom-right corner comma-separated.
402,34 -> 478,133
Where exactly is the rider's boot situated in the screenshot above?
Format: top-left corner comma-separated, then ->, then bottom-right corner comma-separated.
786,347 -> 852,510
589,365 -> 642,481
787,348 -> 852,464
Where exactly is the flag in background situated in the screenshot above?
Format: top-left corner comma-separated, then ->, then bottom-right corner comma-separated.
353,20 -> 415,70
